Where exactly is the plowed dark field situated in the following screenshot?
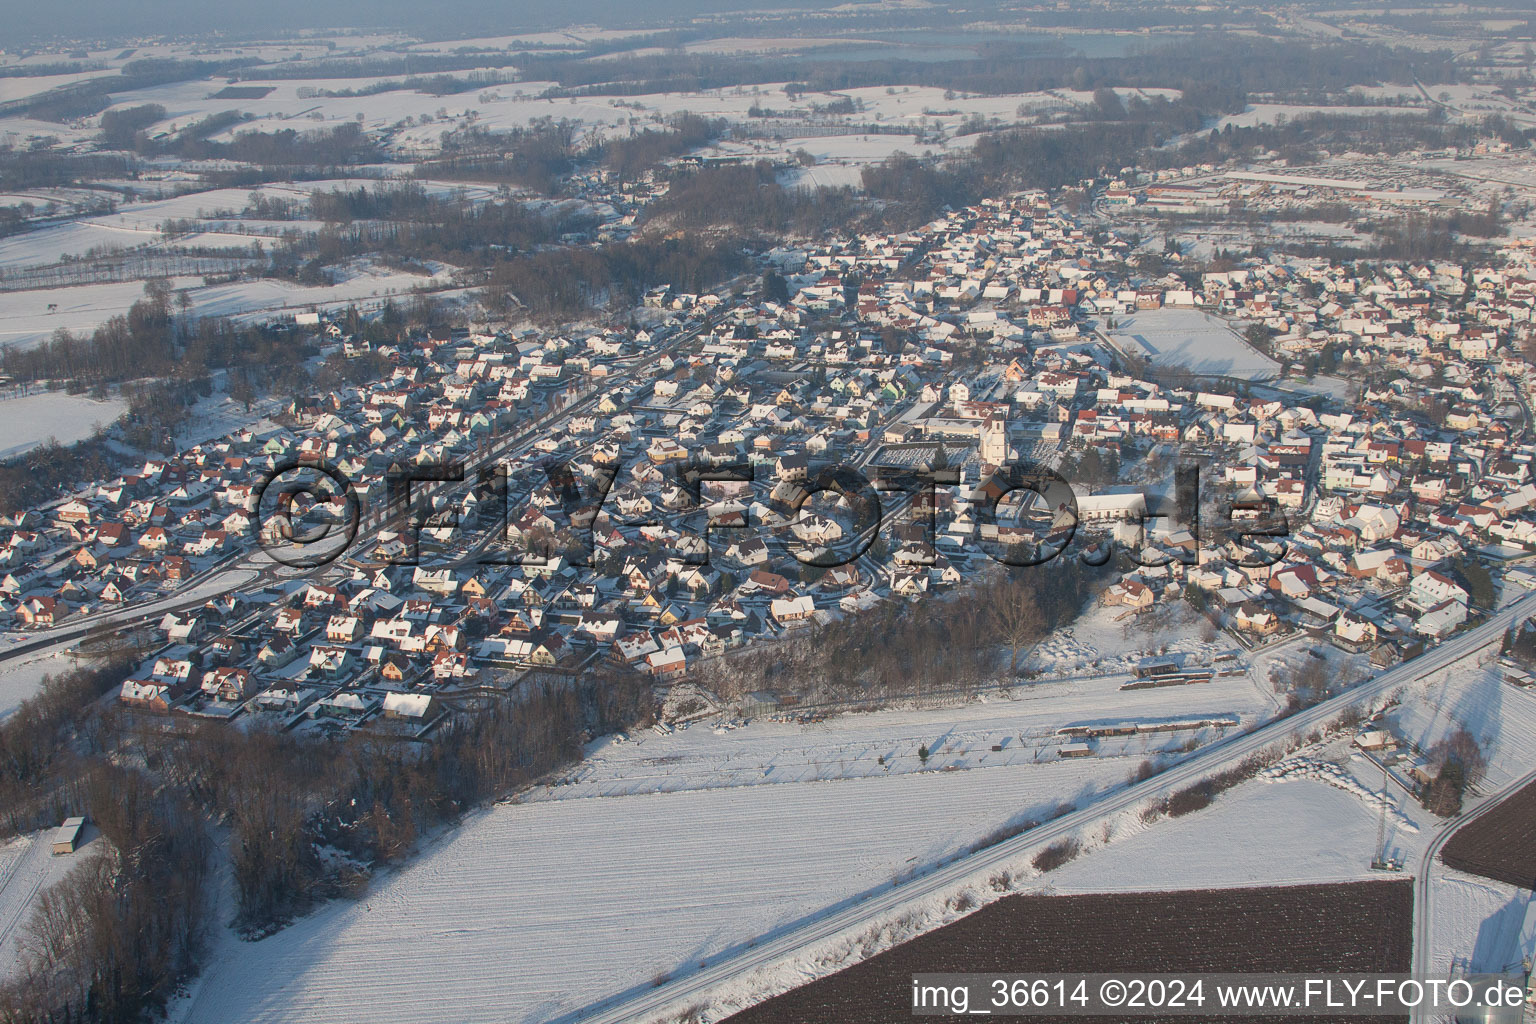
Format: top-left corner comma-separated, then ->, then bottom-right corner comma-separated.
1441,778 -> 1536,887
721,881 -> 1413,1024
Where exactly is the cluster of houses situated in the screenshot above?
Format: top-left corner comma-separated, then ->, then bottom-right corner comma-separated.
3,185 -> 1536,727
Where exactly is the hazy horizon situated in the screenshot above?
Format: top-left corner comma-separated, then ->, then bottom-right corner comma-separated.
4,0 -> 825,46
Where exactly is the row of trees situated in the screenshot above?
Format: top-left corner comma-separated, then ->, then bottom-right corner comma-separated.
695,558 -> 1106,704
413,120 -> 581,194
297,187 -> 601,267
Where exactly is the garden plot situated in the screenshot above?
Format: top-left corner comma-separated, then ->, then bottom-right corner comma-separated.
1250,640 -> 1372,696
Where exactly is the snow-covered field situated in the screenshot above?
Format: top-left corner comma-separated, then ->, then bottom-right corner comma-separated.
0,641 -> 76,721
0,179 -> 505,273
1049,774 -> 1397,894
0,263 -> 456,349
1108,309 -> 1279,380
0,390 -> 127,457
543,667 -> 1273,799
0,277 -> 203,347
1210,103 -> 1428,133
173,759 -> 1137,1024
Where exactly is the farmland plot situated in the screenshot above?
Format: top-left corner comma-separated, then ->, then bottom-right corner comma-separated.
721,881 -> 1413,1024
1441,778 -> 1536,889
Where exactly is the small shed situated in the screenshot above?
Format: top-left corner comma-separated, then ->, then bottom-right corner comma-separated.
52,816 -> 85,855
1134,656 -> 1180,680
1058,742 -> 1095,758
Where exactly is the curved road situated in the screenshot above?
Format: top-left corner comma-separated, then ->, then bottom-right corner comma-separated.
1412,762 -> 1536,1023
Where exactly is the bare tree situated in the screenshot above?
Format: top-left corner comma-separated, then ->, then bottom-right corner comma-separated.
988,578 -> 1045,676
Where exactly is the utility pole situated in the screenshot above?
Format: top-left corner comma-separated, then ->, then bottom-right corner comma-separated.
1371,761 -> 1398,871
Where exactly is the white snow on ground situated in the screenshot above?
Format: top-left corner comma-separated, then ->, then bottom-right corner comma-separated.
0,220 -> 161,269
1427,869 -> 1536,977
0,829 -> 104,981
174,392 -> 283,451
780,164 -> 867,190
0,641 -> 77,721
717,133 -> 981,179
173,760 -> 1138,1024
0,70 -> 118,105
0,179 -> 510,272
1249,638 -> 1371,697
1105,309 -> 1280,380
1210,103 -> 1427,133
0,391 -> 127,458
0,118 -> 95,149
544,669 -> 1273,799
1258,756 -> 1418,834
0,277 -> 203,348
1386,664 -> 1536,789
0,263 -> 455,349
189,263 -> 455,320
1046,776 -> 1404,894
1022,601 -> 1237,679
